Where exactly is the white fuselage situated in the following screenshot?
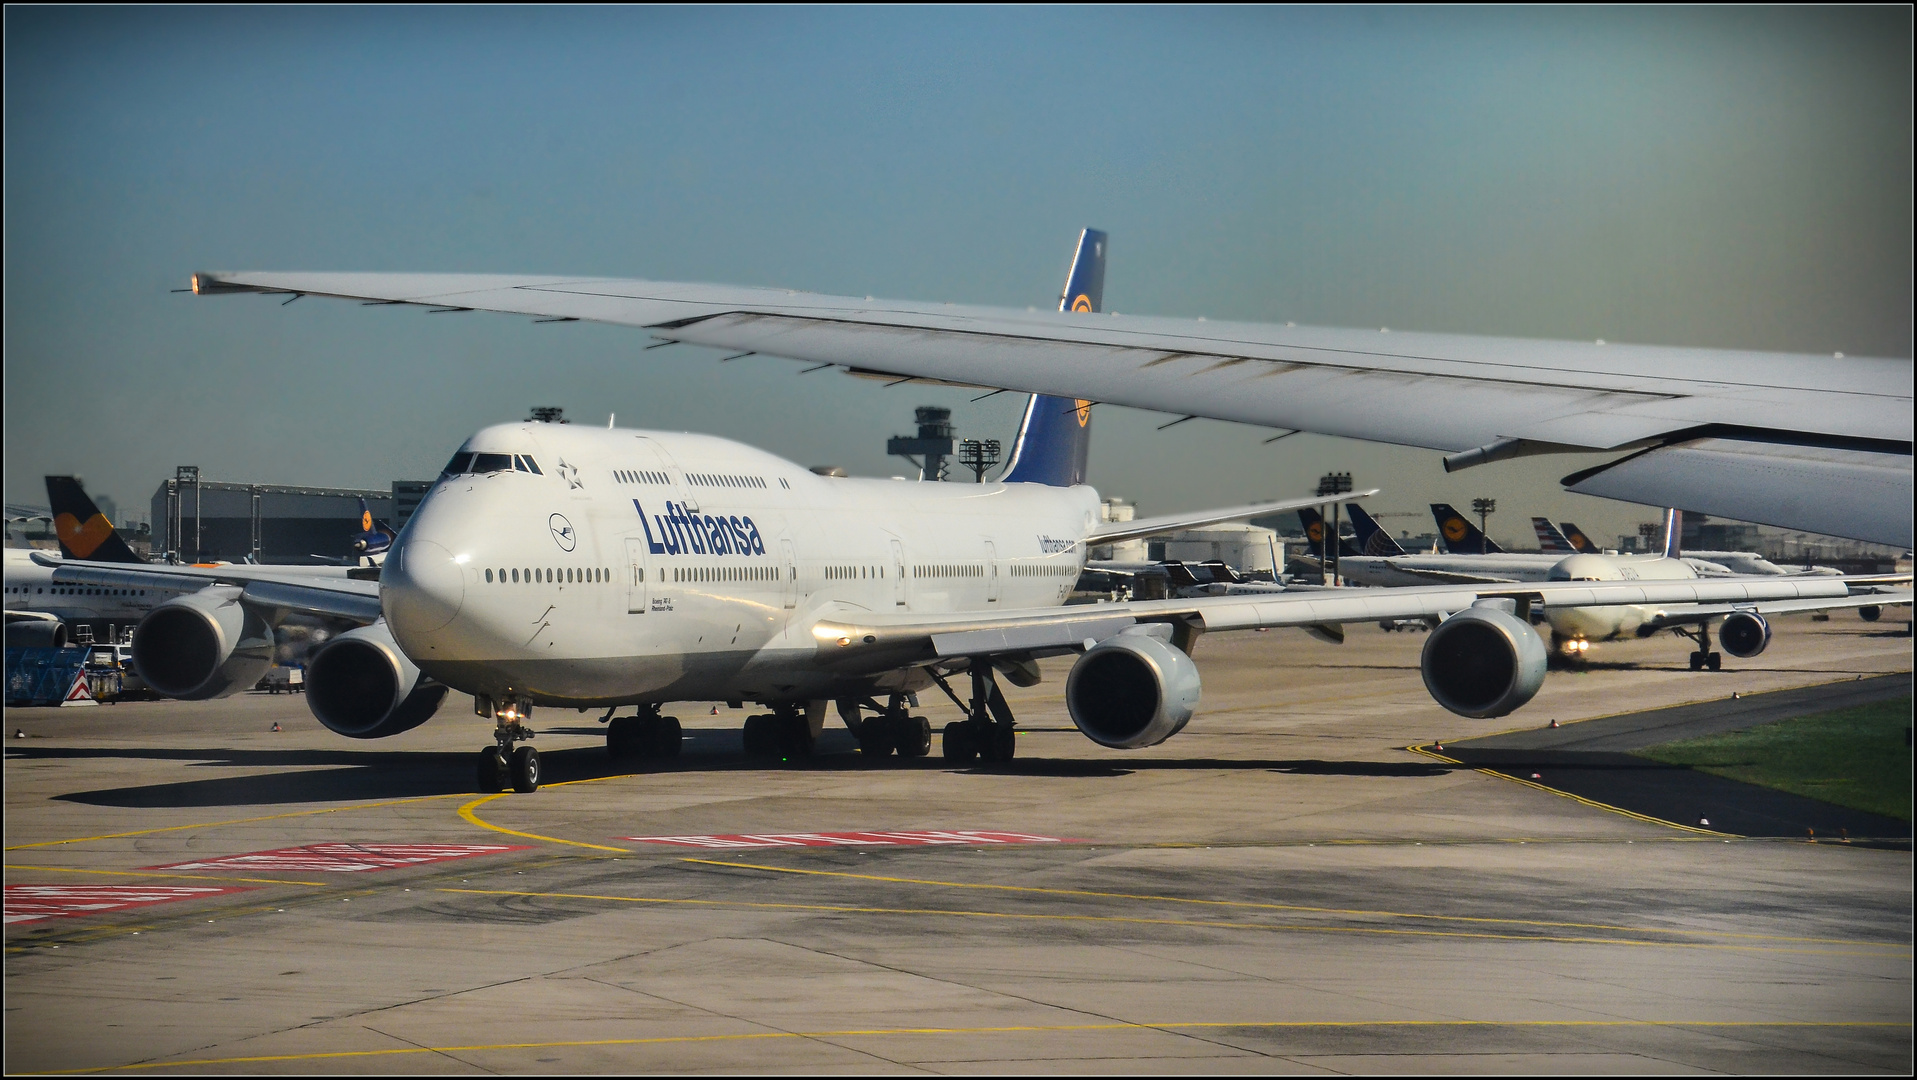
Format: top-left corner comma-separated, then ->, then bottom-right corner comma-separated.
3,548 -> 173,625
1541,552 -> 1701,642
381,423 -> 1101,707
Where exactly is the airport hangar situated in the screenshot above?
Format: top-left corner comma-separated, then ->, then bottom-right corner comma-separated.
144,473 -> 433,564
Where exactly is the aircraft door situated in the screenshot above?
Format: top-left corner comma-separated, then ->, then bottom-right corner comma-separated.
780,538 -> 797,609
889,539 -> 906,607
624,537 -> 650,614
984,541 -> 1000,602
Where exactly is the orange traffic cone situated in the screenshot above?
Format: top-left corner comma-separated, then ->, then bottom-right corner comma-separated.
271,722 -> 281,732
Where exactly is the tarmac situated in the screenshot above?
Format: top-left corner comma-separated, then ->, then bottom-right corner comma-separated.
5,612 -> 1912,1074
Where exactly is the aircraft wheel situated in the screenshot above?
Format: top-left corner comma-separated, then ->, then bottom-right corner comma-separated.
477,746 -> 508,792
895,715 -> 931,758
1689,652 -> 1705,672
1706,652 -> 1722,671
742,715 -> 774,758
607,716 -> 638,760
655,716 -> 682,758
987,724 -> 1017,762
942,721 -> 977,763
776,715 -> 814,760
510,746 -> 541,792
856,719 -> 894,758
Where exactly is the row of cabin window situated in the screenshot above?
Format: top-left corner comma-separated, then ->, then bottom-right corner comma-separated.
485,566 -> 608,584
443,452 -> 542,477
913,564 -> 984,579
1011,564 -> 1076,576
673,566 -> 782,583
8,586 -> 149,596
688,473 -> 769,489
824,566 -> 883,580
614,470 -> 669,485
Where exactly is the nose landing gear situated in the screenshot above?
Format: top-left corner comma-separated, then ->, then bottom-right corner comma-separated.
475,696 -> 539,793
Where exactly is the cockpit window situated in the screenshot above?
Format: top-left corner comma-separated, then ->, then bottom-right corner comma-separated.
521,456 -> 542,475
471,452 -> 514,474
441,452 -> 473,476
513,456 -> 530,473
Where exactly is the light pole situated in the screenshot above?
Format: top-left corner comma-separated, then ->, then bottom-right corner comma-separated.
1318,472 -> 1353,584
1471,497 -> 1496,556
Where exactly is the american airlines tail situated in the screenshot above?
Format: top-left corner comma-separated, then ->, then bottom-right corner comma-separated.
45,476 -> 143,563
1533,517 -> 1578,554
1430,503 -> 1505,555
999,229 -> 1104,488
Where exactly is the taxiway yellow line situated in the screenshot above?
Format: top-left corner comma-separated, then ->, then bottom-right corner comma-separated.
28,1019 -> 1912,1074
455,793 -> 632,853
3,794 -> 464,851
431,887 -> 1904,957
1406,743 -> 1725,834
678,859 -> 1905,949
4,864 -> 325,887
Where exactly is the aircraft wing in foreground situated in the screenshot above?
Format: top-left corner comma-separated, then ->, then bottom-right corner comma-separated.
189,265 -> 1913,547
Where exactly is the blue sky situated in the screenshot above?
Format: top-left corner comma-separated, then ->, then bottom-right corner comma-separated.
6,7 -> 1909,547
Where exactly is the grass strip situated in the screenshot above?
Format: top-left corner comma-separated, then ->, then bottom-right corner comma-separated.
1636,697 -> 1911,821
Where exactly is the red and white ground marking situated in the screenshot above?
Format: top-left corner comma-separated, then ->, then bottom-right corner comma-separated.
145,843 -> 531,874
5,885 -> 255,925
619,830 -> 1078,849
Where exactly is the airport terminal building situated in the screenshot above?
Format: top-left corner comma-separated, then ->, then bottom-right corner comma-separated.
145,476 -> 423,564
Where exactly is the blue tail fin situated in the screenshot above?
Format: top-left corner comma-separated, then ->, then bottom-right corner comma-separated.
1001,229 -> 1104,487
1431,503 -> 1504,555
45,475 -> 143,563
1661,508 -> 1681,560
1557,522 -> 1600,554
350,497 -> 396,558
1345,504 -> 1408,556
1297,506 -> 1364,558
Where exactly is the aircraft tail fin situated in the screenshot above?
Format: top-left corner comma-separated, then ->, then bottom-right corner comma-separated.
1296,507 -> 1328,558
1346,503 -> 1408,556
1001,228 -> 1104,487
350,497 -> 396,558
1431,503 -> 1504,555
1557,522 -> 1600,554
1533,517 -> 1578,554
45,476 -> 143,563
1661,508 -> 1682,560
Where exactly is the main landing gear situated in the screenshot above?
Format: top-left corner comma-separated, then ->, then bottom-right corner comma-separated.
475,696 -> 539,794
1674,624 -> 1723,671
836,695 -> 932,760
605,707 -> 682,762
938,663 -> 1018,764
741,702 -> 838,761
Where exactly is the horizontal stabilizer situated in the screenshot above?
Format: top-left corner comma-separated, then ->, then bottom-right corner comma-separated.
1085,491 -> 1376,547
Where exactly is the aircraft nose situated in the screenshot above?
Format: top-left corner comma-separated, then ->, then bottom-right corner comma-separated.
383,539 -> 465,639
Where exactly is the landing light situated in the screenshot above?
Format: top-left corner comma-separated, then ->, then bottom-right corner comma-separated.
455,554 -> 470,564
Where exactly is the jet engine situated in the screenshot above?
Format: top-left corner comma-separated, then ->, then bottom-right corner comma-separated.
131,585 -> 274,699
1719,611 -> 1771,658
305,620 -> 446,739
4,617 -> 68,649
1064,625 -> 1201,748
1421,604 -> 1548,718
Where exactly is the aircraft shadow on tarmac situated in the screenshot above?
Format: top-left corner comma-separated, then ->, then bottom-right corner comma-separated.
23,728 -> 1455,808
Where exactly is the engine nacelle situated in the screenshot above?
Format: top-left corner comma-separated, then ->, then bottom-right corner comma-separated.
4,618 -> 68,649
1719,611 -> 1771,658
1064,625 -> 1202,748
305,621 -> 446,739
1421,604 -> 1548,718
131,585 -> 274,699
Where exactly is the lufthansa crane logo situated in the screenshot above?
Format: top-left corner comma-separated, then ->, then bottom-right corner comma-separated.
1442,518 -> 1468,543
549,513 -> 577,552
1074,399 -> 1092,427
360,508 -> 373,531
1306,521 -> 1323,542
1071,294 -> 1093,313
